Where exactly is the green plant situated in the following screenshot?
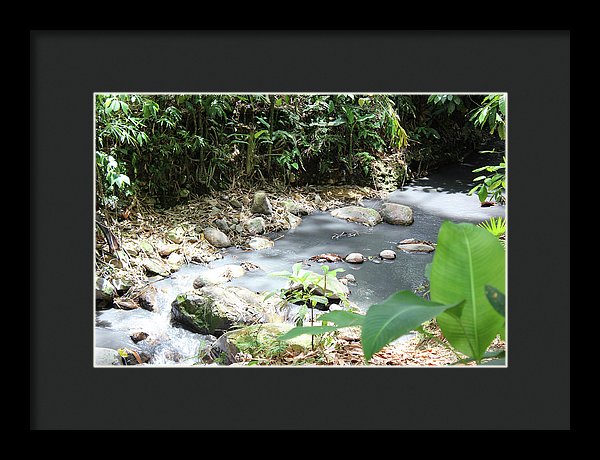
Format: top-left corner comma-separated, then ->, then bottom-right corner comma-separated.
427,94 -> 464,116
268,263 -> 349,349
478,216 -> 507,246
95,151 -> 132,207
469,94 -> 506,140
233,325 -> 289,362
429,221 -> 505,363
468,153 -> 506,204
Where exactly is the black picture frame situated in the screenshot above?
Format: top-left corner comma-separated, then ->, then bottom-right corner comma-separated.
31,30 -> 570,430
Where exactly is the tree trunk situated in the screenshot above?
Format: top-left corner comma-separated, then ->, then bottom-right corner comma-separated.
267,96 -> 275,175
246,128 -> 255,177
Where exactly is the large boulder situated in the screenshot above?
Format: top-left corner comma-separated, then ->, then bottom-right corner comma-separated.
171,285 -> 280,336
251,191 -> 273,215
380,202 -> 414,225
203,227 -> 231,248
331,206 -> 382,226
193,264 -> 247,288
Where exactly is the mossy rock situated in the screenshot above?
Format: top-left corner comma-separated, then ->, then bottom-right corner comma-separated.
139,241 -> 155,253
230,323 -> 312,350
171,286 -> 278,336
330,206 -> 382,226
166,226 -> 186,244
206,323 -> 312,364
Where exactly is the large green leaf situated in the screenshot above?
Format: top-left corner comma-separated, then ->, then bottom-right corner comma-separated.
278,311 -> 364,341
318,310 -> 365,327
430,222 -> 505,362
361,291 -> 461,362
278,325 -> 340,341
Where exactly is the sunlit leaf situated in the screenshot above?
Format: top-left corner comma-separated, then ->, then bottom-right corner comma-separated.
361,291 -> 460,362
278,325 -> 340,341
430,222 -> 505,362
318,310 -> 365,327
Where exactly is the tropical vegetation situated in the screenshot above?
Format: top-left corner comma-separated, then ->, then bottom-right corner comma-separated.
96,93 -> 505,210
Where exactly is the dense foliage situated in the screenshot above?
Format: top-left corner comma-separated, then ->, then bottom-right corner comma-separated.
95,94 -> 502,209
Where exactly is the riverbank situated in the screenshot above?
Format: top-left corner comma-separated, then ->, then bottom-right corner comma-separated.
95,184 -> 383,296
95,183 -> 505,367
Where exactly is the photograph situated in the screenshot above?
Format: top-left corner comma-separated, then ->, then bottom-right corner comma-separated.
94,93 -> 508,367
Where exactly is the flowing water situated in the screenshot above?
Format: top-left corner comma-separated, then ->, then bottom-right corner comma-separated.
95,151 -> 506,366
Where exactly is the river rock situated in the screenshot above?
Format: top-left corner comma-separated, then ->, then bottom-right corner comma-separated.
122,242 -> 139,256
142,258 -> 171,277
282,200 -> 312,216
130,332 -> 149,344
203,227 -> 231,248
248,236 -> 274,250
397,243 -> 435,253
214,218 -> 230,233
166,227 -> 185,244
112,278 -> 133,293
113,297 -> 139,310
204,332 -> 241,365
251,191 -> 273,215
343,274 -> 356,283
158,243 -> 180,257
245,217 -> 266,235
380,202 -> 414,225
137,284 -> 159,312
108,257 -> 124,269
95,277 -> 116,301
287,212 -> 302,229
193,264 -> 246,288
167,252 -> 184,269
345,252 -> 365,264
96,299 -> 112,310
379,249 -> 397,260
121,350 -> 151,365
331,206 -> 382,226
139,240 -> 154,254
171,285 -> 279,336
95,347 -> 122,366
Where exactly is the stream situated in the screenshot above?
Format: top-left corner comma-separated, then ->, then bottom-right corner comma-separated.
95,151 -> 506,366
